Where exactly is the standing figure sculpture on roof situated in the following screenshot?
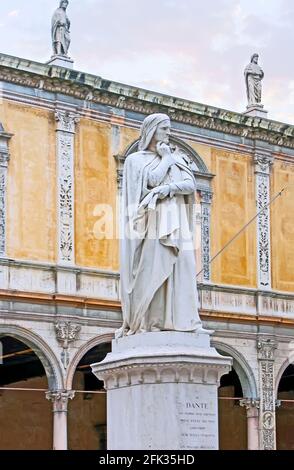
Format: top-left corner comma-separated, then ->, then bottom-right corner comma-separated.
116,113 -> 206,338
244,53 -> 264,106
51,0 -> 71,57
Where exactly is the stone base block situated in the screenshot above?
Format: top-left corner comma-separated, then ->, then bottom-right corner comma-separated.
243,105 -> 268,118
47,55 -> 74,69
92,331 -> 232,450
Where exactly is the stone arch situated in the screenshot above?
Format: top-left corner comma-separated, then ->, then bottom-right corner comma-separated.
212,340 -> 258,398
0,324 -> 63,390
66,333 -> 114,390
275,357 -> 294,397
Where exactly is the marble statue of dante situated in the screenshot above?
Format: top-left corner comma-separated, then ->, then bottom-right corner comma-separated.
116,113 -> 204,338
51,0 -> 71,56
244,53 -> 264,106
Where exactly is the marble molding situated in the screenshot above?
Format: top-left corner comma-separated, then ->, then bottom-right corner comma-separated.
92,331 -> 232,450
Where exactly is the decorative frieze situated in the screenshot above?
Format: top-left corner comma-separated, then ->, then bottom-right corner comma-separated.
2,60 -> 294,149
0,125 -> 13,257
55,110 -> 79,265
257,338 -> 277,450
55,321 -> 81,369
254,153 -> 274,290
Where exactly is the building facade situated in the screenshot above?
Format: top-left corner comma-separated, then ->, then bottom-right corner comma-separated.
0,52 -> 293,450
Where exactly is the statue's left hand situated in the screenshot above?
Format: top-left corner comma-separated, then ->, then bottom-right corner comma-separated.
152,185 -> 170,200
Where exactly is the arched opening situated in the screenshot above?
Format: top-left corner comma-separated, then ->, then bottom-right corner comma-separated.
68,342 -> 111,450
218,366 -> 247,450
0,336 -> 52,450
276,364 -> 294,450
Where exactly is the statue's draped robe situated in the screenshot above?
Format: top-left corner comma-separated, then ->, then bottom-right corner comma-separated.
52,8 -> 70,55
118,150 -> 202,337
245,63 -> 263,105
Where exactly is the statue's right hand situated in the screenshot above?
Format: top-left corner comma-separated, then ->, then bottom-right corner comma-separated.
156,142 -> 172,159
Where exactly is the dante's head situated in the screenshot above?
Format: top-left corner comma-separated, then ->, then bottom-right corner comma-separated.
60,0 -> 69,9
251,53 -> 259,64
138,113 -> 171,151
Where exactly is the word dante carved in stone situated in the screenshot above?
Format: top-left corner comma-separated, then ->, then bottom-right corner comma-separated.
186,402 -> 208,409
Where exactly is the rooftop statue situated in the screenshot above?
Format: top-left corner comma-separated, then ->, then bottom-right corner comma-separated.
244,53 -> 264,107
51,0 -> 71,57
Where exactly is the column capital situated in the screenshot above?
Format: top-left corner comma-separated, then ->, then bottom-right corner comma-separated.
55,110 -> 80,133
257,338 -> 277,361
46,390 -> 75,413
239,398 -> 260,410
198,188 -> 213,204
55,321 -> 81,349
254,152 -> 274,175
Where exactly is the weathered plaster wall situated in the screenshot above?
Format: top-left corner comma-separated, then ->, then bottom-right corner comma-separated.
210,149 -> 257,287
271,160 -> 294,292
0,101 -> 56,262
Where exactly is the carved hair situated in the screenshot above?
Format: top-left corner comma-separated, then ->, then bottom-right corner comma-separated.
251,53 -> 259,62
138,113 -> 170,151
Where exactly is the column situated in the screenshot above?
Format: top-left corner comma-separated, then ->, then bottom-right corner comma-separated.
254,152 -> 274,290
240,398 -> 260,450
257,338 -> 277,450
55,110 -> 79,294
46,390 -> 75,450
55,110 -> 79,265
0,125 -> 12,257
199,189 -> 213,282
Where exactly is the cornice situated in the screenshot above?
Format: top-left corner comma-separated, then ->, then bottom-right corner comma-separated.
1,290 -> 294,328
1,53 -> 294,150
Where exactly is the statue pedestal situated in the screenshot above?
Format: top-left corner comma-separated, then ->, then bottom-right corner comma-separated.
243,104 -> 268,118
47,55 -> 74,69
91,331 -> 232,450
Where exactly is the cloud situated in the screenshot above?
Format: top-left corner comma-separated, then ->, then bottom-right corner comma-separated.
8,10 -> 19,17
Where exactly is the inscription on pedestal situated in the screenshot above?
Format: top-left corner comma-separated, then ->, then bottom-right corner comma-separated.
177,387 -> 217,450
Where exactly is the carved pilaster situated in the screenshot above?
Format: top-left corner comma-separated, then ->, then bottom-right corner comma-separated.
46,390 -> 75,413
55,321 -> 81,369
114,154 -> 124,193
257,338 -> 277,450
254,153 -> 274,290
0,126 -> 13,257
199,190 -> 213,282
55,110 -> 79,265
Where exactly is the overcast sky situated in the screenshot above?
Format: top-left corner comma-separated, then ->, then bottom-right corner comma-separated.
0,0 -> 294,124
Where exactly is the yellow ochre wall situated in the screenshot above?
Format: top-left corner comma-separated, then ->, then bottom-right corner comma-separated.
271,160 -> 294,292
75,121 -> 139,270
0,101 -> 56,262
210,149 -> 257,287
75,119 -> 117,270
